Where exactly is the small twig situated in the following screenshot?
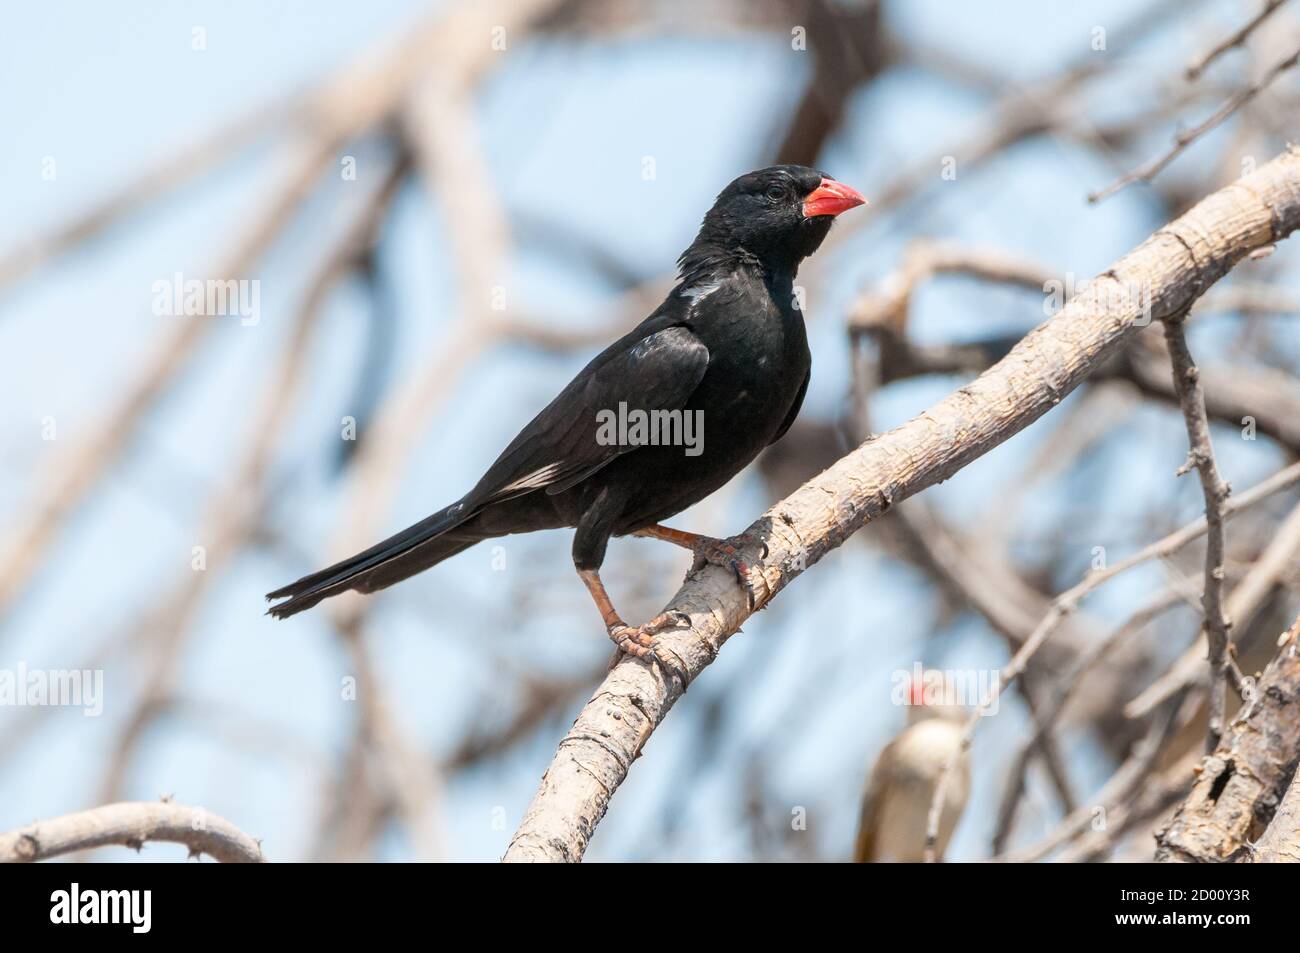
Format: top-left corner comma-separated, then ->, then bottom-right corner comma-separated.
0,801 -> 264,863
1090,45 -> 1300,203
1161,314 -> 1233,750
824,0 -> 1199,251
1186,0 -> 1291,81
1054,776 -> 1190,862
999,691 -> 1195,863
921,591 -> 1084,860
1126,496 -> 1300,717
990,590 -> 1185,853
891,501 -> 1084,814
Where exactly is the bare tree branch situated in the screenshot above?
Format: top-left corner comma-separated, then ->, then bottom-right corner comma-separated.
1186,0 -> 1291,81
1161,315 -> 1234,749
1000,691 -> 1198,863
1252,747 -> 1300,861
768,0 -> 887,166
991,590 -> 1186,854
1156,615 -> 1300,861
1090,45 -> 1300,203
1127,497 -> 1300,719
0,801 -> 264,863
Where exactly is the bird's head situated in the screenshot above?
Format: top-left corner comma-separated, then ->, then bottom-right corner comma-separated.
680,165 -> 867,281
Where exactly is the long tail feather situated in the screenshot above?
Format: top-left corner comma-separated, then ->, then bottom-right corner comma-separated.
265,499 -> 476,618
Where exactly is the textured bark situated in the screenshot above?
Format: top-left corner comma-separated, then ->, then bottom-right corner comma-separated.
1252,758 -> 1300,862
0,801 -> 265,863
504,147 -> 1300,863
1156,618 -> 1300,862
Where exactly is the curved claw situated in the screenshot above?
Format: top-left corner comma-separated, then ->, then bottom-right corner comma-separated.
687,534 -> 769,610
608,623 -> 654,658
650,649 -> 689,688
607,620 -> 689,687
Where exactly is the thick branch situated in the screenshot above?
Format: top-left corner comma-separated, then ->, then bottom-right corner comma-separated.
502,147 -> 1300,863
1252,752 -> 1300,862
0,801 -> 265,863
1156,617 -> 1300,861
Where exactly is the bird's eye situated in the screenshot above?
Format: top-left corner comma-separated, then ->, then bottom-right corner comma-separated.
765,184 -> 786,201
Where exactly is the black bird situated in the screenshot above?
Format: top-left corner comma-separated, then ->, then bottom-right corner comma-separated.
267,166 -> 866,665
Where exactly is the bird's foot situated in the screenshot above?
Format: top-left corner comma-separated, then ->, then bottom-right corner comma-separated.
607,611 -> 691,684
687,533 -> 770,609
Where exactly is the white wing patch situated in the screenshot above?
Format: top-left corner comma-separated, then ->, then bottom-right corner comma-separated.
680,279 -> 721,305
498,462 -> 564,495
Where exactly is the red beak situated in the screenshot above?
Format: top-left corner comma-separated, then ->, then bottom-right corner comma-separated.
802,177 -> 868,218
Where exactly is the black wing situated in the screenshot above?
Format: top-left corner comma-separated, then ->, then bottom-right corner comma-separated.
467,318 -> 709,504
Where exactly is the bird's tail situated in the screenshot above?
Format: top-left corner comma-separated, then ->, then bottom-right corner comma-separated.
265,499 -> 480,619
